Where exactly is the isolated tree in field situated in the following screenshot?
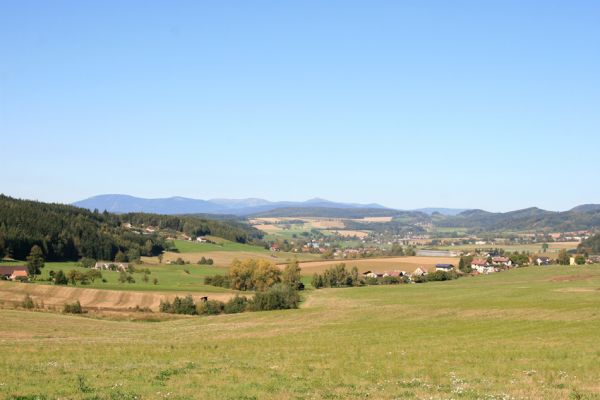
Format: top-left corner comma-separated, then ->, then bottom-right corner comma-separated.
282,258 -> 303,290
557,249 -> 570,265
26,245 -> 45,278
153,277 -> 159,285
158,253 -> 164,264
541,243 -> 549,253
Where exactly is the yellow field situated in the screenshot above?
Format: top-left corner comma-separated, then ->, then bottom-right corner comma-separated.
297,256 -> 459,274
157,251 -> 281,266
0,281 -> 235,312
326,229 -> 370,238
360,216 -> 393,222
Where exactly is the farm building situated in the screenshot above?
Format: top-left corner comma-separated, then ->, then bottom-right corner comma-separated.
492,257 -> 512,267
383,270 -> 406,277
0,265 -> 29,281
435,264 -> 454,272
93,262 -> 129,271
471,259 -> 497,274
534,257 -> 551,266
411,267 -> 428,277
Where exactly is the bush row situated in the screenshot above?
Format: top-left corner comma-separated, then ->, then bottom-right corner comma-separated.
159,284 -> 300,316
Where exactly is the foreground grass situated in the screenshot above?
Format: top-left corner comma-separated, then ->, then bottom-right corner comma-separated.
2,266 -> 600,399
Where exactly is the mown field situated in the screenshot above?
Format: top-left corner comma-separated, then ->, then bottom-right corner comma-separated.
2,265 -> 600,399
151,239 -> 320,266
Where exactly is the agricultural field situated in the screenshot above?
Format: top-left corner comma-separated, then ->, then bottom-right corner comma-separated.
1,265 -> 600,399
146,239 -> 320,266
297,255 -> 459,274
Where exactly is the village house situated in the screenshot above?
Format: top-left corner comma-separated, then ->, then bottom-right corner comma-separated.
0,265 -> 29,281
411,267 -> 428,277
362,271 -> 382,278
196,236 -> 207,243
435,263 -> 454,272
93,261 -> 129,271
382,270 -> 406,277
492,256 -> 512,267
471,259 -> 496,274
269,244 -> 280,252
534,256 -> 551,266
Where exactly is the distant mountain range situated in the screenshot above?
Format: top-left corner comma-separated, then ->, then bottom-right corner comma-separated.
73,194 -> 470,217
72,195 -> 600,232
72,194 -> 395,216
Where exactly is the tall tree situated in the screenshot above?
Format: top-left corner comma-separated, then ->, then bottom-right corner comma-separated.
557,249 -> 570,265
26,245 -> 45,278
282,258 -> 303,290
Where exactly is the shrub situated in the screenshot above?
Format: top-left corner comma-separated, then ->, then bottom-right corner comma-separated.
204,274 -> 230,288
21,294 -> 35,309
79,257 -> 96,269
197,300 -> 225,315
312,264 -> 360,288
251,284 -> 300,311
54,270 -> 68,285
365,277 -> 379,285
63,300 -> 83,314
223,295 -> 249,314
381,276 -> 400,285
426,271 -> 459,282
160,295 -> 197,315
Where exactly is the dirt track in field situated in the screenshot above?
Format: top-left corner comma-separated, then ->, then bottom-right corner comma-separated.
0,281 -> 234,311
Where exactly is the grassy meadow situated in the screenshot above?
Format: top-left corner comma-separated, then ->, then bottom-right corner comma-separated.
2,265 -> 600,399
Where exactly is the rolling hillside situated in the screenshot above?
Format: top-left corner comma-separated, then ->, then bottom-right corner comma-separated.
0,195 -> 263,261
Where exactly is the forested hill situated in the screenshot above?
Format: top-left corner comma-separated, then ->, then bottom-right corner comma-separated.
0,195 -> 263,262
436,207 -> 600,232
579,234 -> 600,254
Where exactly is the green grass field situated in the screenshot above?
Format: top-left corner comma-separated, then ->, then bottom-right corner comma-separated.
32,261 -> 231,293
173,239 -> 269,253
2,265 -> 600,399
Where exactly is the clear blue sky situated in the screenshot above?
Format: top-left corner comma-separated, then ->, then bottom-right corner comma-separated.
1,1 -> 599,211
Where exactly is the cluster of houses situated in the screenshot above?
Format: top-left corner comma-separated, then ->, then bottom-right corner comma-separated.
0,266 -> 29,281
362,263 -> 456,280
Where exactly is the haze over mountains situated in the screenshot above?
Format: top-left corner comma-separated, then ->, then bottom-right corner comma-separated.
73,194 -> 467,216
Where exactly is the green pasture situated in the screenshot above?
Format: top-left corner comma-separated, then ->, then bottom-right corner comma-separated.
30,262 -> 232,293
1,265 -> 600,398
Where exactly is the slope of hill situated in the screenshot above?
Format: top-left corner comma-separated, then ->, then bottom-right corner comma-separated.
571,204 -> 600,213
73,195 -> 388,215
0,195 -> 263,261
440,206 -> 600,232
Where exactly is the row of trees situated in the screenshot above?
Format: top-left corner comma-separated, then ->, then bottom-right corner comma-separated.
205,258 -> 304,291
160,284 -> 300,316
311,263 -> 460,289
